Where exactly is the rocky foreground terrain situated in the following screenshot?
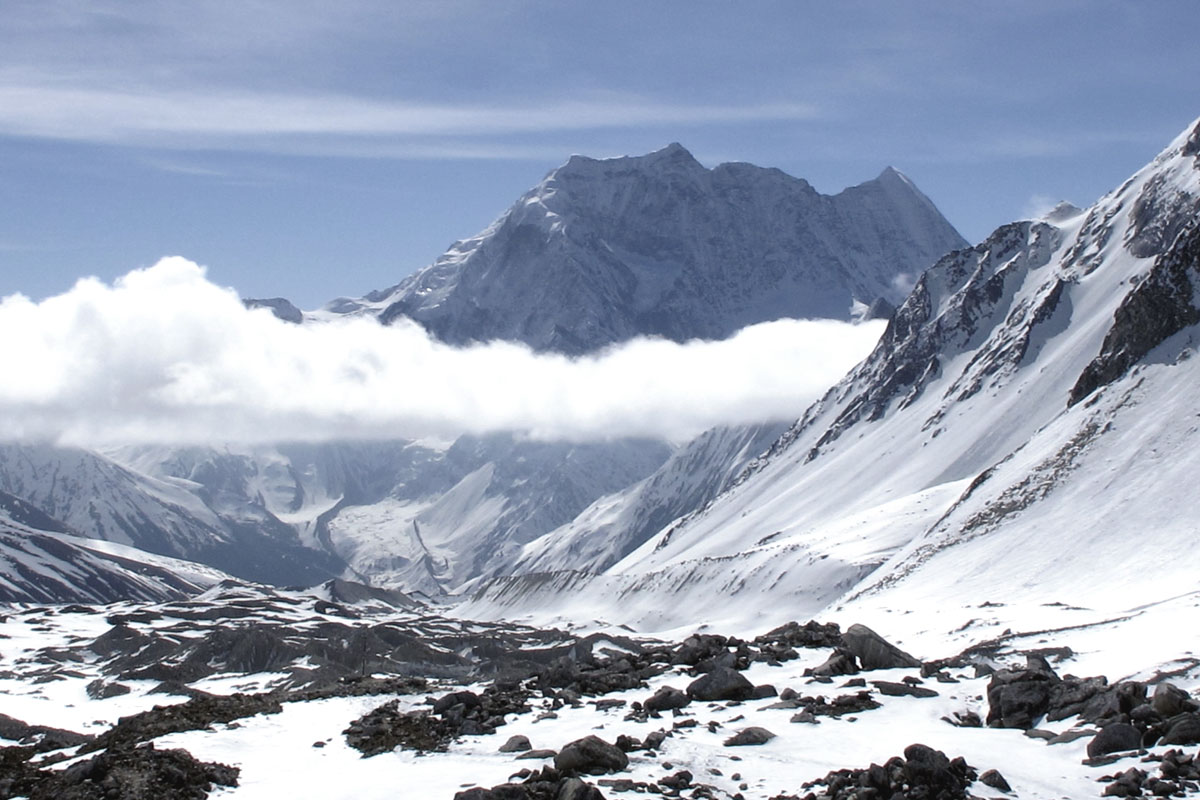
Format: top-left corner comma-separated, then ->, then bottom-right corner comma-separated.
1,582 -> 1198,799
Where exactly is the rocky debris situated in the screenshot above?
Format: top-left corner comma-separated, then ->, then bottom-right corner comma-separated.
85,679 -> 131,700
840,624 -> 922,671
29,585 -> 630,693
453,766 -> 607,800
593,770 -> 728,798
537,637 -> 667,697
871,680 -> 939,698
672,634 -> 745,669
686,667 -> 754,702
346,684 -> 530,756
79,693 -> 284,755
344,700 -> 459,756
787,692 -> 882,722
986,657 -> 1200,752
724,727 -> 776,746
500,735 -> 532,753
517,749 -> 558,761
0,712 -> 91,752
1096,749 -> 1200,798
941,710 -> 983,728
795,743 -> 979,800
554,736 -> 629,775
752,621 -> 843,663
0,742 -> 238,800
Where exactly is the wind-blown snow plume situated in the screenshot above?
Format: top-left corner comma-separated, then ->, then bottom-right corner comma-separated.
0,259 -> 884,446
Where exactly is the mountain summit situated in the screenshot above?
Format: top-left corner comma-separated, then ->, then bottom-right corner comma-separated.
343,144 -> 966,353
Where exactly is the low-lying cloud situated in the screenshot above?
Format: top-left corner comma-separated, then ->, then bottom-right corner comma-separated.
0,259 -> 883,446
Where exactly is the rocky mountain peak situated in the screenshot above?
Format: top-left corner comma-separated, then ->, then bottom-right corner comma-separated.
361,145 -> 966,354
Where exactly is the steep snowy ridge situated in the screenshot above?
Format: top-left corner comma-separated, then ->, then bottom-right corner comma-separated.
461,117 -> 1200,637
0,444 -> 342,586
0,489 -> 227,603
349,143 -> 966,353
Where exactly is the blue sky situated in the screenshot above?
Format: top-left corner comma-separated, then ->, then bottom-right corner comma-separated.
2,0 -> 1198,308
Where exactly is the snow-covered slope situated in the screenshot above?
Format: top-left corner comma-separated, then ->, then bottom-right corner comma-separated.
507,422 -> 787,577
462,117 -> 1200,637
0,489 -> 227,602
332,144 -> 966,354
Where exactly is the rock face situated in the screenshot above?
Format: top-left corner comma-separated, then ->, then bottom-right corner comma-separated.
357,144 -> 965,354
1069,215 -> 1200,405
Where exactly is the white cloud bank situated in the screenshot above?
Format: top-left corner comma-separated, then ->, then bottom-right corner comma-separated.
0,259 -> 883,446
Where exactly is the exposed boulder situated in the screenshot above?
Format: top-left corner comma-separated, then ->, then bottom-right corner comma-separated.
872,680 -> 939,698
1087,723 -> 1144,758
1152,683 -> 1196,718
500,735 -> 532,753
643,686 -> 690,713
807,648 -> 859,677
979,768 -> 1012,793
554,736 -> 629,776
986,656 -> 1062,729
685,666 -> 754,702
723,727 -> 776,747
841,624 -> 922,670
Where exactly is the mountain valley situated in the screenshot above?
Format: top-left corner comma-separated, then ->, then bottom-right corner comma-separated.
2,119 -> 1200,800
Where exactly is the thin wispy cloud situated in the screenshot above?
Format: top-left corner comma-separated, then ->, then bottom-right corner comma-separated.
0,81 -> 819,152
0,259 -> 882,447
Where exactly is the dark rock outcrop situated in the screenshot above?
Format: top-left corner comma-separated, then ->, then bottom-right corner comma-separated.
798,743 -> 979,800
0,742 -> 238,800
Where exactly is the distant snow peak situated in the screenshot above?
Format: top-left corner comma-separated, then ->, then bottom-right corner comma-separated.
359,143 -> 966,354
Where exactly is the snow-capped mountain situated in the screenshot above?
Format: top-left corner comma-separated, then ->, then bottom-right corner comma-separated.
463,118 -> 1200,640
0,488 -> 227,603
0,444 -> 342,587
103,435 -> 671,597
0,147 -> 965,601
331,143 -> 966,353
